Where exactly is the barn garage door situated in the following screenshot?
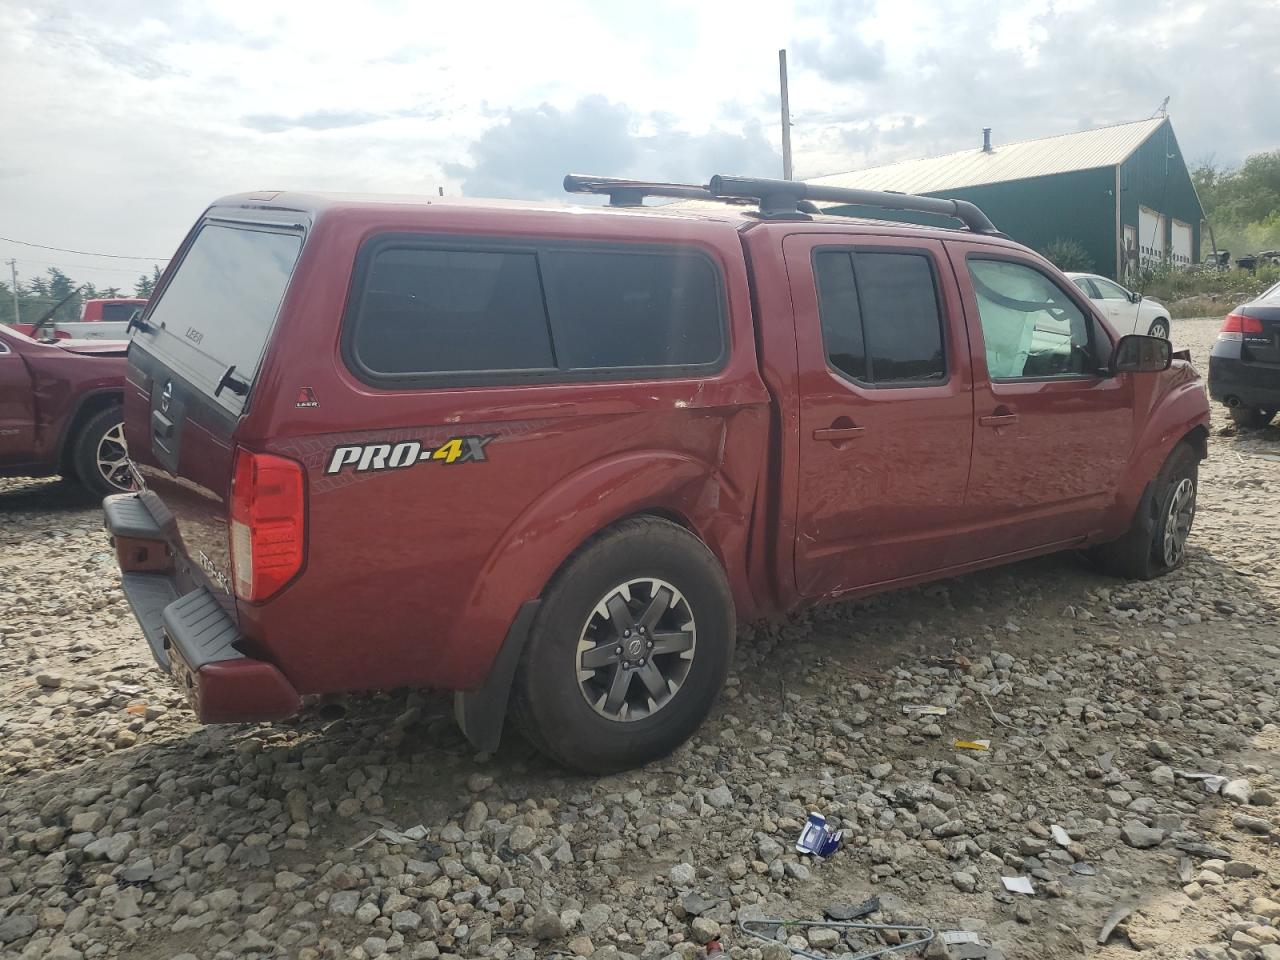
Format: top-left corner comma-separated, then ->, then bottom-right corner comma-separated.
1171,220 -> 1192,269
1139,206 -> 1166,269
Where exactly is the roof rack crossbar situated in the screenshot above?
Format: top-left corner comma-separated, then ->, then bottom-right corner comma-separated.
708,174 -> 1002,235
563,174 -> 726,207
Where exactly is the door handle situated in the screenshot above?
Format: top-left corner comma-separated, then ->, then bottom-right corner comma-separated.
151,410 -> 174,439
979,412 -> 1019,428
813,425 -> 867,442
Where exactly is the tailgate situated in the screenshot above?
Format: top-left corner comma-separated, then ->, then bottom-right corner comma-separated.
125,217 -> 304,606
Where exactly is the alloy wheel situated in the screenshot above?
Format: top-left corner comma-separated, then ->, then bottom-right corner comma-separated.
576,578 -> 696,722
1162,477 -> 1195,567
95,423 -> 133,491
1149,320 -> 1170,339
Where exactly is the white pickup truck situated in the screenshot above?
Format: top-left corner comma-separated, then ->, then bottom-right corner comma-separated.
15,297 -> 146,340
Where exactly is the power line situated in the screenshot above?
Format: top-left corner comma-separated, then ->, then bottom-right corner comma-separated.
0,235 -> 170,261
11,257 -> 154,276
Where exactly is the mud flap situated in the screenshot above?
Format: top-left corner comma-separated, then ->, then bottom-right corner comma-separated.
454,600 -> 540,753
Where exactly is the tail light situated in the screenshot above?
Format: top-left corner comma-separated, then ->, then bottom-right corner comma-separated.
1219,313 -> 1263,340
229,449 -> 305,602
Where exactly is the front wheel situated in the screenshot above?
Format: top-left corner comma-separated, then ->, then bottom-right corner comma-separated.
73,405 -> 134,499
510,516 -> 734,773
1227,406 -> 1276,429
1147,317 -> 1170,339
1086,442 -> 1197,580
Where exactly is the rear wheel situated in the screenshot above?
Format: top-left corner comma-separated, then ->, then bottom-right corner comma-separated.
72,405 -> 134,499
1227,406 -> 1276,428
1147,317 -> 1170,339
510,517 -> 734,773
1086,442 -> 1197,580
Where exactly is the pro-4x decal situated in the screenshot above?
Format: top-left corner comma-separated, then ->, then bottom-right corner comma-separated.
325,435 -> 494,475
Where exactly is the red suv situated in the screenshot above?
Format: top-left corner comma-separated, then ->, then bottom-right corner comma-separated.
105,177 -> 1209,772
1,325 -> 132,497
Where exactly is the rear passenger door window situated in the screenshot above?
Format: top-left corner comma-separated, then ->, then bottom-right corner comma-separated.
813,249 -> 946,384
346,238 -> 726,386
541,250 -> 723,370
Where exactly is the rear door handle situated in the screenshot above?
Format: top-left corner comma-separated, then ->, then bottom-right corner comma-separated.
979,413 -> 1019,427
813,426 -> 867,442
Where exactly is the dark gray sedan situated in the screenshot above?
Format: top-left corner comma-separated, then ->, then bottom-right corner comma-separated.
1209,280 -> 1280,427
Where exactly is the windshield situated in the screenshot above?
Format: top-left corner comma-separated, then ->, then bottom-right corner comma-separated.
135,222 -> 302,408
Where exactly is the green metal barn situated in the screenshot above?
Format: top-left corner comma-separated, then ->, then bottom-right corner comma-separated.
811,117 -> 1204,281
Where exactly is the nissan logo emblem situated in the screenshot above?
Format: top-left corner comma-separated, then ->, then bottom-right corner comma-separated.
160,381 -> 173,414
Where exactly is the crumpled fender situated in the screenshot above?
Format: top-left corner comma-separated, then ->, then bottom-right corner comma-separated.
1108,363 -> 1210,534
444,448 -> 756,691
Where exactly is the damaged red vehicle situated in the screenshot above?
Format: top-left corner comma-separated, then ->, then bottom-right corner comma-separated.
105,175 -> 1210,772
0,325 -> 131,497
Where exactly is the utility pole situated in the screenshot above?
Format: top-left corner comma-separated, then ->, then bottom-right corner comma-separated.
779,49 -> 793,180
5,259 -> 18,325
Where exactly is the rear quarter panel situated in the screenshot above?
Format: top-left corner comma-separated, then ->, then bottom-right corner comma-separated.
21,346 -> 125,465
236,204 -> 771,695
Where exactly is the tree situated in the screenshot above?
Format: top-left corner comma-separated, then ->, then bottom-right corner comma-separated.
134,264 -> 162,298
44,267 -> 83,322
1041,237 -> 1094,272
1193,150 -> 1280,255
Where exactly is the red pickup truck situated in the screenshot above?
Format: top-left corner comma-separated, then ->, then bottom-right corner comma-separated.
105,177 -> 1209,772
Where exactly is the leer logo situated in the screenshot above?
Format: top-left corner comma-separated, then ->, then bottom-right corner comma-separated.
295,387 -> 319,409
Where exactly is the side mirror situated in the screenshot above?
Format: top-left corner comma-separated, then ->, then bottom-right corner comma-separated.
1129,290 -> 1143,303
1112,334 -> 1171,373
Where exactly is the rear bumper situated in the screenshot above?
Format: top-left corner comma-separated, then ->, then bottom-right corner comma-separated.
104,493 -> 301,724
1209,345 -> 1280,408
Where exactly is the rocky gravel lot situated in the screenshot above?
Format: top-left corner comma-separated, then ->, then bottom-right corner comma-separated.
2,316 -> 1278,960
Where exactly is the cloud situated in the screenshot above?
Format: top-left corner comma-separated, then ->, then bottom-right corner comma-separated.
450,96 -> 782,199
0,0 -> 1276,293
793,0 -> 885,82
241,108 -> 440,133
788,0 -> 1280,179
28,9 -> 181,80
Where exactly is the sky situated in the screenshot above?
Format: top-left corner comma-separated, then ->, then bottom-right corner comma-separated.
1,0 -> 1277,291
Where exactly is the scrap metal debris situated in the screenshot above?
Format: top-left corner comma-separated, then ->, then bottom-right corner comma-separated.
1001,876 -> 1035,895
1097,906 -> 1132,944
902,704 -> 948,716
350,817 -> 429,849
738,915 -> 934,960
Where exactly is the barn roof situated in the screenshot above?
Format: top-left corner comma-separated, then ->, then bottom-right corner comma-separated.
809,117 -> 1168,195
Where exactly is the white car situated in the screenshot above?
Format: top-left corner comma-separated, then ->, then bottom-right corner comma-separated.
1065,272 -> 1171,339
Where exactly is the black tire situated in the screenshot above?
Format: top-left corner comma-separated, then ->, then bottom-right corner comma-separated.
510,516 -> 734,774
1086,442 -> 1197,580
72,405 -> 133,499
1147,317 -> 1170,339
1227,406 -> 1276,429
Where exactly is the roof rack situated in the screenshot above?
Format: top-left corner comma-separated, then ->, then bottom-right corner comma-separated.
562,172 -> 1001,235
707,174 -> 1003,235
563,173 -> 821,214
563,174 -> 728,207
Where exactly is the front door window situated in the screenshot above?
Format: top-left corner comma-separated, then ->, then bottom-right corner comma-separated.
967,259 -> 1097,380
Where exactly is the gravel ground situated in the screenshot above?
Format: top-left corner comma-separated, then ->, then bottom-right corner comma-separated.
2,316 -> 1278,960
